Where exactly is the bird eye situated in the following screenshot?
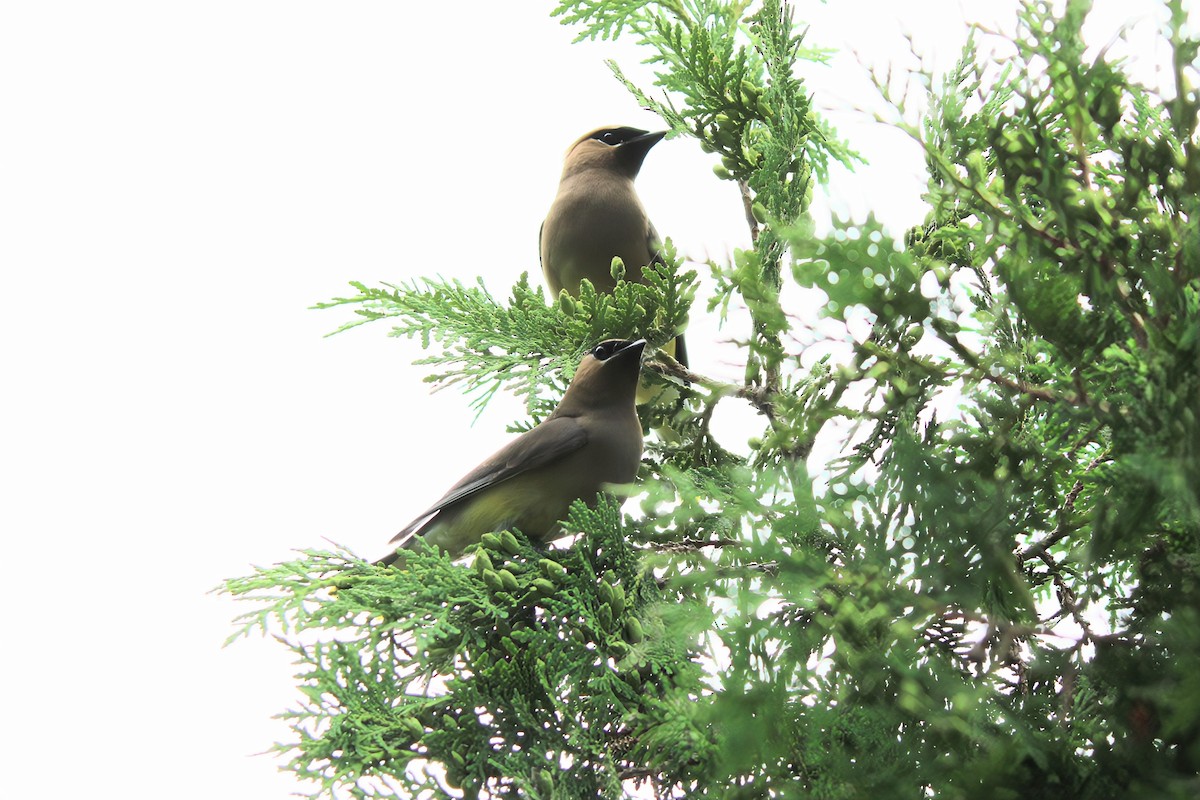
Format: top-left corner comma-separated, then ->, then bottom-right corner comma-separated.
599,131 -> 620,145
592,342 -> 622,360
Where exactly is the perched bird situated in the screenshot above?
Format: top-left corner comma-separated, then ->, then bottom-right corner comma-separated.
378,339 -> 646,564
540,126 -> 687,368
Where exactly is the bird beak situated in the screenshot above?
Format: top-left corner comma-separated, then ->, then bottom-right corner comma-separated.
627,130 -> 668,147
613,338 -> 647,363
615,131 -> 667,171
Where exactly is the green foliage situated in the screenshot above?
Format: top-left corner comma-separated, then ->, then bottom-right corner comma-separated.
226,0 -> 1200,797
226,500 -> 705,798
784,0 -> 1200,794
314,252 -> 695,420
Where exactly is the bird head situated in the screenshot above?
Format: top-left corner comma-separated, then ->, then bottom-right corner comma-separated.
557,338 -> 647,413
563,127 -> 667,180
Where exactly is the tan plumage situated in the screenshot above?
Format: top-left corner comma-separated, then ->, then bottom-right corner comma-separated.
378,339 -> 646,564
541,126 -> 687,367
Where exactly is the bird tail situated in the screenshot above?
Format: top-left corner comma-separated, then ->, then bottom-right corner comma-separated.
374,516 -> 432,567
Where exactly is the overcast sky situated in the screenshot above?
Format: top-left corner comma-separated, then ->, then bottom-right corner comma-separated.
1,1 -> 1176,797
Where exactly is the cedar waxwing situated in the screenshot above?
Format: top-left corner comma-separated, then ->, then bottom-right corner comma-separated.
378,339 -> 646,564
540,126 -> 688,368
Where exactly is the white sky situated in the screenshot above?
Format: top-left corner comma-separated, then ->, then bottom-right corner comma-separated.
1,2 -> 1175,798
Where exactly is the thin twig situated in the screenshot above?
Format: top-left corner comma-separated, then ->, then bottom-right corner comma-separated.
651,537 -> 743,553
939,331 -> 1085,406
645,356 -> 777,419
1020,449 -> 1108,560
738,179 -> 760,244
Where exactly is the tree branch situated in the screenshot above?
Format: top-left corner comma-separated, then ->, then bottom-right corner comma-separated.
738,178 -> 761,245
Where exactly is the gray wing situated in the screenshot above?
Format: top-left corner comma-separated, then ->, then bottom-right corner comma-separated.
389,416 -> 588,544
